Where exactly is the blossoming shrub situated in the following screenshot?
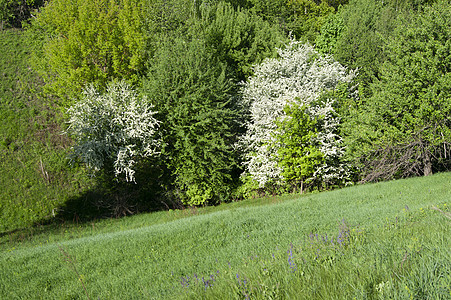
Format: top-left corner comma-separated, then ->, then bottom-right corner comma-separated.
240,40 -> 356,191
66,81 -> 160,182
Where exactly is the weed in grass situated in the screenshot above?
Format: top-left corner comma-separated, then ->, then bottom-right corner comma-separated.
58,245 -> 91,300
179,210 -> 449,299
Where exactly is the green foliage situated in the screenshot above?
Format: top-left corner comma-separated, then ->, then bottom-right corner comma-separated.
141,1 -> 285,205
240,40 -> 356,190
0,0 -> 44,29
315,12 -> 344,55
343,0 -> 451,181
333,0 -> 437,98
274,102 -> 324,190
333,0 -> 390,98
142,0 -> 195,55
143,36 -> 239,205
285,0 -> 336,42
28,0 -> 146,105
247,0 -> 346,42
189,1 -> 286,82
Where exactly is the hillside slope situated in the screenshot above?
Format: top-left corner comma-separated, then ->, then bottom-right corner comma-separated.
0,29 -> 94,233
1,173 -> 449,299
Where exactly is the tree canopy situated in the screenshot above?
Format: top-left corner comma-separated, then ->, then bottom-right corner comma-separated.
18,0 -> 450,207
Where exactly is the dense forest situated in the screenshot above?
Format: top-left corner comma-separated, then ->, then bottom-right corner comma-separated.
1,0 -> 450,230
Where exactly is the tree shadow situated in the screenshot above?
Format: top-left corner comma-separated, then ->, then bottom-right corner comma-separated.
53,164 -> 184,224
0,165 -> 185,242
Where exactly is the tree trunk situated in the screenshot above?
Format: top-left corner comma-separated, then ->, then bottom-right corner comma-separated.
423,150 -> 432,176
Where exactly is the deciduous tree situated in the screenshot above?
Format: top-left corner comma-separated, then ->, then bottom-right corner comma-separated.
240,40 -> 356,190
66,81 -> 160,183
28,0 -> 146,105
344,0 -> 451,180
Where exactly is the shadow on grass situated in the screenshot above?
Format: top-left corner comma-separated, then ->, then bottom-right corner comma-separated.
0,166 -> 185,242
53,177 -> 184,225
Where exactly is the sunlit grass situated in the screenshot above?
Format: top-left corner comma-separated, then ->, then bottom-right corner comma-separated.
0,29 -> 94,233
1,173 -> 449,299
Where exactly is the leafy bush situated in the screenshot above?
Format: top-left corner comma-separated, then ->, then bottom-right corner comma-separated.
274,103 -> 324,192
66,81 -> 160,183
0,0 -> 44,29
28,0 -> 146,105
332,0 -> 436,98
343,0 -> 451,181
315,12 -> 344,55
142,1 -> 285,205
246,0 -> 347,42
189,1 -> 286,82
143,36 -> 239,205
240,39 -> 356,190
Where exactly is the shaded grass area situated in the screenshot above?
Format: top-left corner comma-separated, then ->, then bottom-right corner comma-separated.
0,29 -> 95,233
0,173 -> 449,299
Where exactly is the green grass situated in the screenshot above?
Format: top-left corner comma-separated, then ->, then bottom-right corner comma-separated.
1,173 -> 449,299
0,28 -> 449,300
0,29 -> 94,233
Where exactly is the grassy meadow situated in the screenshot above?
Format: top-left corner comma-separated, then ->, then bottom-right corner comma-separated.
1,172 -> 450,299
0,14 -> 450,299
0,29 -> 95,233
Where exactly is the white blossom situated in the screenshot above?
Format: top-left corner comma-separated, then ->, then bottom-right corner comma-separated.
240,39 -> 357,187
66,81 -> 160,182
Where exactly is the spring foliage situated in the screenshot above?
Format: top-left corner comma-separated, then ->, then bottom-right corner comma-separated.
66,81 -> 160,183
274,103 -> 324,190
0,0 -> 44,29
344,0 -> 451,180
240,40 -> 356,189
11,0 -> 448,210
142,1 -> 285,205
143,37 -> 238,205
29,0 -> 146,104
190,1 -> 286,82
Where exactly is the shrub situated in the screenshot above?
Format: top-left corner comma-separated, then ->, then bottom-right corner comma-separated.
343,0 -> 451,181
142,1 -> 285,205
143,36 -> 239,205
66,81 -> 160,183
274,102 -> 324,192
189,1 -> 286,82
315,12 -> 344,55
245,0 -> 347,42
0,0 -> 44,29
28,0 -> 146,105
240,39 -> 356,190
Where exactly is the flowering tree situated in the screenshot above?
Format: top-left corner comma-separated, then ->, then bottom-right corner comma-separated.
240,40 -> 356,189
66,81 -> 160,182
